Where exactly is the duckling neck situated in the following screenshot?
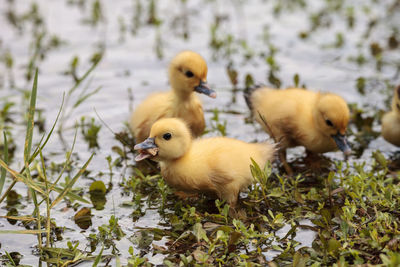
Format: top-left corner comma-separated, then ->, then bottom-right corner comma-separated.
171,86 -> 193,100
171,88 -> 199,110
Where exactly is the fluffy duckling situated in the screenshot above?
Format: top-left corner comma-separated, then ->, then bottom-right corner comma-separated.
134,118 -> 275,207
130,51 -> 216,143
244,86 -> 350,174
382,86 -> 400,146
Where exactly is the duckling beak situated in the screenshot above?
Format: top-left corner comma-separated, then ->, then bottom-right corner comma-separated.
332,133 -> 351,155
134,138 -> 159,161
195,81 -> 217,98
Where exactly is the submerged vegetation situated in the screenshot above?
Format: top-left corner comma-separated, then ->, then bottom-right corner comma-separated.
0,0 -> 399,266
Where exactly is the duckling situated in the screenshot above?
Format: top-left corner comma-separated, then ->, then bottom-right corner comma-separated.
244,86 -> 350,174
382,85 -> 400,146
130,51 -> 216,143
134,118 -> 275,207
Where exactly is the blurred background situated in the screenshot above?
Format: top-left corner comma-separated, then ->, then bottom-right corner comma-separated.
0,0 -> 399,265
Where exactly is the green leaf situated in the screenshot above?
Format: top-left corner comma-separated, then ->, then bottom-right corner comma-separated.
73,86 -> 102,108
5,251 -> 16,266
49,128 -> 77,192
356,77 -> 366,95
327,238 -> 341,254
89,180 -> 106,193
29,92 -> 64,165
0,158 -> 45,195
293,73 -> 300,87
52,186 -> 90,204
0,132 -> 8,195
294,251 -> 309,267
24,68 -> 38,164
51,153 -> 94,208
68,55 -> 102,96
193,223 -> 209,243
92,245 -> 104,267
0,229 -> 46,234
372,150 -> 387,168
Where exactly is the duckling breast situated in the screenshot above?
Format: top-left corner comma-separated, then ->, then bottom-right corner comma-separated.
130,92 -> 172,142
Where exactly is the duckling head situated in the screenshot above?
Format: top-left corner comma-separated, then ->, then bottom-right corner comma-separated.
168,51 -> 216,99
392,85 -> 400,115
315,94 -> 351,155
134,118 -> 192,162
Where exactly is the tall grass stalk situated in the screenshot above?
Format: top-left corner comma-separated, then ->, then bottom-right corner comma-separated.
0,69 -> 92,256
40,150 -> 50,247
58,54 -> 103,136
0,132 -> 9,195
23,69 -> 42,248
0,82 -> 64,204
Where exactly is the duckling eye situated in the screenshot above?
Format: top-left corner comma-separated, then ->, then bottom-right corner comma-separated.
163,133 -> 172,140
325,119 -> 334,127
185,71 -> 194,78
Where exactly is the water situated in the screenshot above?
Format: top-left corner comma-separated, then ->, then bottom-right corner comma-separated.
0,0 -> 399,265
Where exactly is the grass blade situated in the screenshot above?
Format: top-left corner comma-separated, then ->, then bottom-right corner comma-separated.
50,128 -> 78,192
68,56 -> 102,97
5,251 -> 16,266
0,132 -> 8,195
52,186 -> 91,204
73,86 -> 102,108
0,215 -> 36,222
0,158 -> 45,195
50,153 -> 94,208
0,92 -> 64,204
0,229 -> 46,234
92,245 -> 104,267
29,92 -> 64,163
24,68 -> 38,163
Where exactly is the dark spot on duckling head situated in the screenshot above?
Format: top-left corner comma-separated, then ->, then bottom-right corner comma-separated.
325,119 -> 334,127
163,133 -> 172,140
185,71 -> 194,78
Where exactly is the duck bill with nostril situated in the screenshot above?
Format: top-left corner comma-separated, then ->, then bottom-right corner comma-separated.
195,81 -> 216,98
134,138 -> 159,161
332,133 -> 351,155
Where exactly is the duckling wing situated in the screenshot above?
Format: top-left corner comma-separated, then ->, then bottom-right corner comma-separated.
130,92 -> 171,142
209,171 -> 234,189
202,138 -> 274,206
200,138 -> 272,183
251,88 -> 315,148
178,99 -> 205,137
272,117 -> 307,148
209,170 -> 238,205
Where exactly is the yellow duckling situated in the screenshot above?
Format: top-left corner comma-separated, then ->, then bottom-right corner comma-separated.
382,85 -> 400,146
134,118 -> 275,207
130,51 -> 216,143
244,86 -> 350,173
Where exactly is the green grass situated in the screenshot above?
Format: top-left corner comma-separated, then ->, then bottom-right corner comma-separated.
1,0 -> 400,266
0,69 -> 97,265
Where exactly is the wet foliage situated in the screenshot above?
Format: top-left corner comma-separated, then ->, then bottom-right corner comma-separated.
0,0 -> 400,266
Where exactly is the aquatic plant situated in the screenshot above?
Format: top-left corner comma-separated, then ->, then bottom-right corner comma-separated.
1,0 -> 400,265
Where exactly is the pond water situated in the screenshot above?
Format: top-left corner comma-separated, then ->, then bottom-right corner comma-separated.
0,0 -> 399,266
